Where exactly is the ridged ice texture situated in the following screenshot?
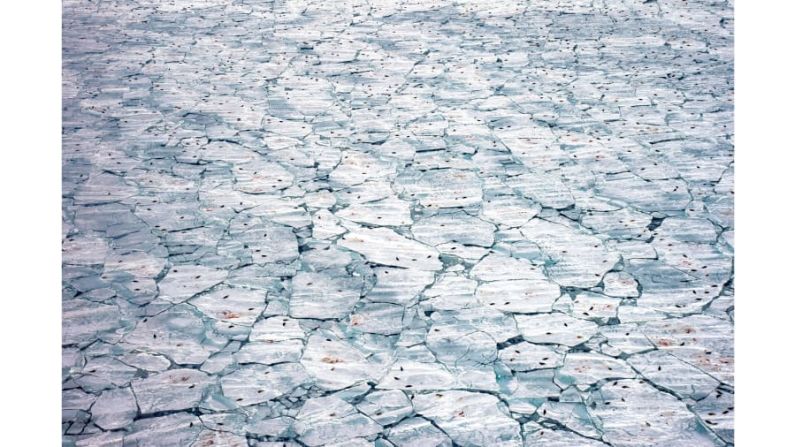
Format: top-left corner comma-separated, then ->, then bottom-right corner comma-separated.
62,0 -> 734,446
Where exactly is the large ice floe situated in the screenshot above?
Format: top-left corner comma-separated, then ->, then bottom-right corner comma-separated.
62,0 -> 733,445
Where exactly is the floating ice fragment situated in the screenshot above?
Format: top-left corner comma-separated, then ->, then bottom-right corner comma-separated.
411,212 -> 495,247
220,363 -> 309,407
349,302 -> 406,335
628,350 -> 719,399
122,304 -> 222,365
294,395 -> 382,446
508,172 -> 575,209
557,352 -> 635,387
413,391 -> 522,447
590,379 -> 720,447
301,331 -> 377,390
336,196 -> 413,226
357,390 -> 413,426
387,417 -> 452,447
498,342 -> 564,372
481,195 -> 541,227
90,387 -> 137,430
399,169 -> 482,208
692,388 -> 734,443
515,313 -> 598,347
190,286 -> 266,326
476,279 -> 560,313
367,267 -> 436,305
522,421 -> 610,447
124,413 -> 201,446
289,271 -> 363,319
339,226 -> 442,271
132,369 -> 213,414
602,272 -> 640,298
520,219 -> 619,288
157,265 -> 228,303
377,360 -> 457,391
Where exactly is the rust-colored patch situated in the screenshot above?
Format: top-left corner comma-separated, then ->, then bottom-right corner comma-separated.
321,356 -> 343,364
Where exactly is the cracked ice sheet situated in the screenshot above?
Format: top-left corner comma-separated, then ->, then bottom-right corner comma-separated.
62,0 -> 733,445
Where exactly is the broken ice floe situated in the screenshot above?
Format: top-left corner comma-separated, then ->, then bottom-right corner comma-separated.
62,0 -> 734,443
